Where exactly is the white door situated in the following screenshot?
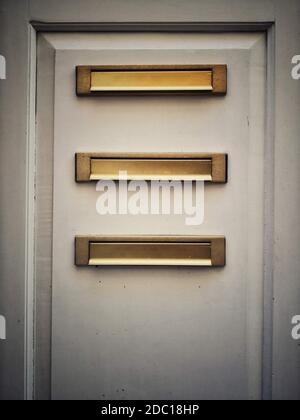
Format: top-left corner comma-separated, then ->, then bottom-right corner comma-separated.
36,31 -> 266,400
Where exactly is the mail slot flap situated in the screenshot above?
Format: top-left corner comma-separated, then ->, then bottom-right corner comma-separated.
75,153 -> 227,183
89,158 -> 213,181
75,236 -> 226,267
90,70 -> 213,92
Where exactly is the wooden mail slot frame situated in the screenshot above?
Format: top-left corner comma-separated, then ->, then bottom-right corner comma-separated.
75,153 -> 227,183
75,236 -> 226,267
76,65 -> 227,95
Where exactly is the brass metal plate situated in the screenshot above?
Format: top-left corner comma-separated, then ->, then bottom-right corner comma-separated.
75,153 -> 227,183
76,65 -> 227,95
90,158 -> 212,181
90,70 -> 213,92
75,236 -> 226,267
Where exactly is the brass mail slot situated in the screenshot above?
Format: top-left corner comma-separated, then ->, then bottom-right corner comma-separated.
76,65 -> 227,95
75,236 -> 225,267
75,153 -> 227,183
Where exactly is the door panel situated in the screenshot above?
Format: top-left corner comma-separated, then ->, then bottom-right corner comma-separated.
38,32 -> 266,399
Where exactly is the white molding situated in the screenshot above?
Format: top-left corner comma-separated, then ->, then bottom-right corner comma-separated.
24,24 -> 37,401
262,25 -> 275,401
31,22 -> 273,32
28,0 -> 276,23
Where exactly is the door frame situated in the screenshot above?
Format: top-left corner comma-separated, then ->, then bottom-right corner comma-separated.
0,0 -> 299,401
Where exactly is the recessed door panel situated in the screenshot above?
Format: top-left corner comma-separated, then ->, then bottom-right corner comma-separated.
38,32 -> 266,400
